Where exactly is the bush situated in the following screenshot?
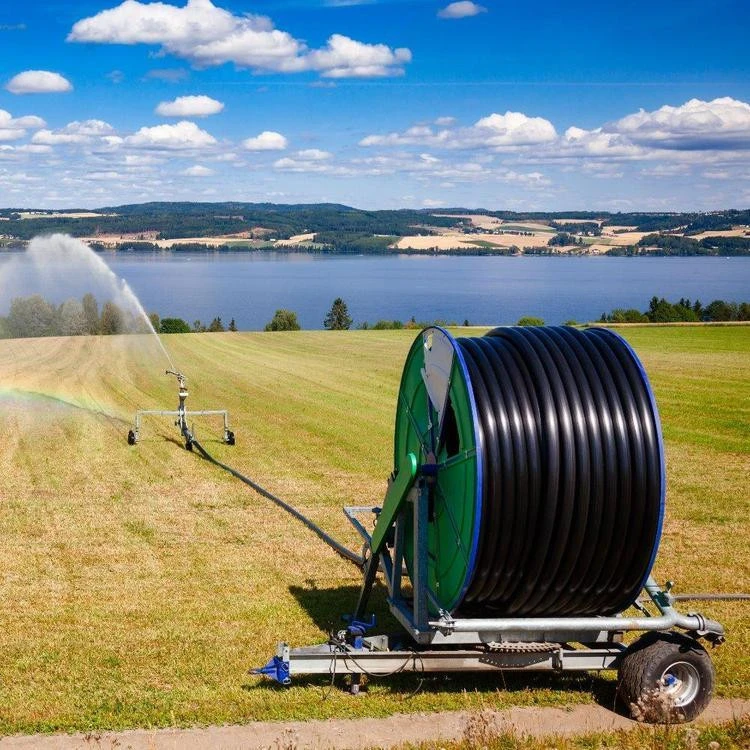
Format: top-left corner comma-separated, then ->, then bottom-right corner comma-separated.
264,309 -> 301,331
160,317 -> 191,334
517,316 -> 545,326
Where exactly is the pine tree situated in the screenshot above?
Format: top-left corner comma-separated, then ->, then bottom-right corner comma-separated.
324,297 -> 353,330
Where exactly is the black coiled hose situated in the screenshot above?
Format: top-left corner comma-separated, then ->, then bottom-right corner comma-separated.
456,326 -> 663,618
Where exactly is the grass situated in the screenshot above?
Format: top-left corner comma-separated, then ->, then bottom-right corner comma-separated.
0,326 -> 747,735
412,715 -> 750,750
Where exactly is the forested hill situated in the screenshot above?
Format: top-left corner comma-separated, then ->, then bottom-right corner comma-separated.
1,203 -> 458,241
1,203 -> 749,242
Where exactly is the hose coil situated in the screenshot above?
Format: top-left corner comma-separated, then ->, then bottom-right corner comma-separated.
453,326 -> 664,617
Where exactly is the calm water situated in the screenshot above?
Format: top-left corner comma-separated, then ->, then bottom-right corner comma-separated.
2,251 -> 749,329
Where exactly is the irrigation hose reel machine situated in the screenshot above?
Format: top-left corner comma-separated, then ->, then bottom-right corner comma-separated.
255,325 -> 726,723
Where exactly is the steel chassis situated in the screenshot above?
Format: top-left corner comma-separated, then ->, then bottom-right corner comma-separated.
255,471 -> 724,686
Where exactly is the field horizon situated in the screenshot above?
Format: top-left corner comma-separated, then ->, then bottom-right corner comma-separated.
0,326 -> 748,735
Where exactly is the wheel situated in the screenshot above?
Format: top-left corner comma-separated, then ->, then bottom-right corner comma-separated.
226,430 -> 235,446
127,430 -> 136,445
617,632 -> 715,723
185,439 -> 193,452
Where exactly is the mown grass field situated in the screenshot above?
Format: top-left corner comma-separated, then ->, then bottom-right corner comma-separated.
0,326 -> 747,735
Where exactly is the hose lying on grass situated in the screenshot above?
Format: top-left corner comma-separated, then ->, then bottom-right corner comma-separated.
189,436 -> 365,568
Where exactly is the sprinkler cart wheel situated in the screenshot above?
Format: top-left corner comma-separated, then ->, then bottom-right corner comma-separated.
225,430 -> 235,446
185,438 -> 193,452
617,632 -> 715,723
127,430 -> 136,446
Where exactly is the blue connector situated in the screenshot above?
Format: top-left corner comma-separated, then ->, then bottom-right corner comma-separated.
252,644 -> 291,685
342,614 -> 376,649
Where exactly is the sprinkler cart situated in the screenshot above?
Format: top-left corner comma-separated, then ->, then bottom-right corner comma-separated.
128,370 -> 235,450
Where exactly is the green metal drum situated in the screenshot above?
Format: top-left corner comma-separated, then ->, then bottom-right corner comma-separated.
393,327 -> 482,613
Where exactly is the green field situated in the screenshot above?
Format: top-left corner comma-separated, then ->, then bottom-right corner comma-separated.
0,326 -> 747,734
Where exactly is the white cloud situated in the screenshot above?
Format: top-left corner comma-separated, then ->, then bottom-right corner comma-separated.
475,112 -> 557,147
361,111 -> 557,149
274,150 -> 345,173
182,164 -> 214,176
31,120 -> 116,145
243,130 -> 288,151
125,120 -> 217,150
609,97 -> 750,150
156,95 -> 224,117
0,109 -> 46,142
69,0 -> 411,78
295,148 -> 332,160
6,70 -> 72,94
437,1 -> 487,19
306,34 -> 411,78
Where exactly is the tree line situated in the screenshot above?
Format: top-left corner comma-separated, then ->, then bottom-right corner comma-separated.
599,296 -> 750,324
0,294 -> 238,339
0,293 -> 150,339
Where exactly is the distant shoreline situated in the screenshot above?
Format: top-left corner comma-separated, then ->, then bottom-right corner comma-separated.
1,241 -> 748,259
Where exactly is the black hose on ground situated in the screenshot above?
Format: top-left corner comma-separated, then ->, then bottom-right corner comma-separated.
189,437 -> 365,569
455,326 -> 663,618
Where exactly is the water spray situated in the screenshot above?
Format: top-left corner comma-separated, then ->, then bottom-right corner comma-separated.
127,370 -> 235,450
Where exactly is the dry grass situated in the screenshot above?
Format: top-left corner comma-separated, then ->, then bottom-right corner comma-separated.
409,717 -> 750,750
394,232 -> 552,250
0,326 -> 747,734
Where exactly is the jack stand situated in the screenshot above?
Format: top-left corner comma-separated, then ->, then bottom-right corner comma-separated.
128,370 -> 235,449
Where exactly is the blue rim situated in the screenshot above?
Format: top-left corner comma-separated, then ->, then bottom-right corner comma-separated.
431,326 -> 484,611
599,328 -> 666,592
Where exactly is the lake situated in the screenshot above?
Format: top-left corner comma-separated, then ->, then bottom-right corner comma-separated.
2,251 -> 749,329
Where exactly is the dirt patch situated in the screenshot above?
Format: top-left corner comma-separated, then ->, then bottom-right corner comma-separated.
2,699 -> 747,750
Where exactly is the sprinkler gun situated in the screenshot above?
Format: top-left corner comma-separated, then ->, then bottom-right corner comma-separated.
166,370 -> 189,433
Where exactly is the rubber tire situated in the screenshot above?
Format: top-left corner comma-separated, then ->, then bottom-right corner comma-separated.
617,632 -> 714,723
127,430 -> 136,446
226,431 -> 235,446
185,439 -> 193,452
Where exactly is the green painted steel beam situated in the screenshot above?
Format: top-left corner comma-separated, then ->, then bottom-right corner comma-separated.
370,452 -> 418,555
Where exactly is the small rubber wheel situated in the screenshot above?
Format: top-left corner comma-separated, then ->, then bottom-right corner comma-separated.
127,430 -> 136,446
226,430 -> 235,446
185,439 -> 193,452
617,632 -> 715,723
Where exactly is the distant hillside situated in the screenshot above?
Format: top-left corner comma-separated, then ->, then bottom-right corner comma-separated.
1,203 -> 748,255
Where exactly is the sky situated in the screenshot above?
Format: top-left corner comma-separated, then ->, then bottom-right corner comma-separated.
0,0 -> 748,211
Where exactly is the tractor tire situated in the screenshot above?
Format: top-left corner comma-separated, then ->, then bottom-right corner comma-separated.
617,632 -> 714,723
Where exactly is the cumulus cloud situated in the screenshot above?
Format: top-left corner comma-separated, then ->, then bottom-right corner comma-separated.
156,95 -> 224,117
0,109 -> 46,142
306,34 -> 411,78
6,70 -> 73,94
361,111 -> 557,149
437,1 -> 487,19
125,120 -> 217,150
32,120 -> 115,145
69,0 -> 411,78
274,149 -> 340,173
242,130 -> 288,151
360,99 -> 750,169
182,164 -> 214,176
295,148 -> 332,160
608,97 -> 750,150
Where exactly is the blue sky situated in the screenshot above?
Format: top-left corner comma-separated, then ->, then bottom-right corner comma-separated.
0,0 -> 748,210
